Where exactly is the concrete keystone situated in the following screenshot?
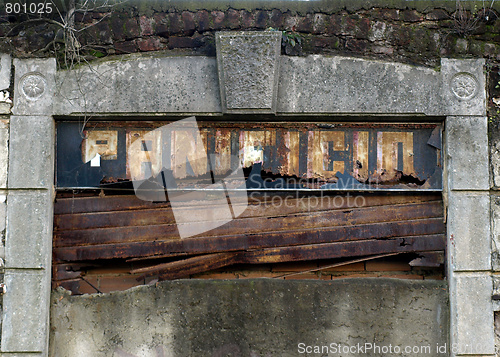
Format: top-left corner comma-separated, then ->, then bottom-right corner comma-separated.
216,31 -> 281,114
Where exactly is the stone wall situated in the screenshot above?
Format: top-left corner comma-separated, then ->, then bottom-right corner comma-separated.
3,2 -> 500,67
49,279 -> 449,357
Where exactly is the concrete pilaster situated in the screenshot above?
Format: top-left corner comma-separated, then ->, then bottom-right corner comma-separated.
446,114 -> 494,356
0,58 -> 55,357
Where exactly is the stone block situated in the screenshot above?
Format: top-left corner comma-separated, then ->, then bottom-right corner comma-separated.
0,194 -> 5,257
448,192 -> 491,271
216,31 -> 281,114
441,58 -> 486,116
5,190 -> 53,269
12,58 -> 56,116
492,195 -> 500,270
0,119 -> 8,188
0,354 -> 44,357
8,116 -> 54,189
450,274 -> 495,356
0,54 -> 11,91
53,56 -> 221,115
277,55 -> 443,115
446,116 -> 489,190
1,270 -> 50,353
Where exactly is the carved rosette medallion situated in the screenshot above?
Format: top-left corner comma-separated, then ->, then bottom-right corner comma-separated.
450,72 -> 478,100
20,73 -> 47,100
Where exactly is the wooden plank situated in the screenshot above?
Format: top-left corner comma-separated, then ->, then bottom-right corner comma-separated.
54,201 -> 443,246
133,252 -> 242,280
241,235 -> 446,264
130,235 -> 443,281
54,192 -> 442,215
53,218 -> 445,261
54,195 -> 171,215
54,198 -> 442,232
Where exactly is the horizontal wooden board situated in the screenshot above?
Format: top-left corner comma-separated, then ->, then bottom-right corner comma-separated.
54,217 -> 444,262
241,235 -> 445,264
53,192 -> 445,287
54,192 -> 441,215
54,201 -> 443,247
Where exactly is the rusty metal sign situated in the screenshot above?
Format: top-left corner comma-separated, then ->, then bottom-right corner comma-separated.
56,121 -> 442,191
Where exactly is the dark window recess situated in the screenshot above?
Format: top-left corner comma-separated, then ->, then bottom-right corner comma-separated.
55,121 -> 443,191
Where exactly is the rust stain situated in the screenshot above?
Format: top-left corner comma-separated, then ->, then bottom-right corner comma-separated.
353,131 -> 369,182
82,130 -> 118,163
126,130 -> 162,180
62,122 -> 441,189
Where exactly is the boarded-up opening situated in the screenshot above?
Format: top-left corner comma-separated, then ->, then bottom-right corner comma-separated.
53,119 -> 445,294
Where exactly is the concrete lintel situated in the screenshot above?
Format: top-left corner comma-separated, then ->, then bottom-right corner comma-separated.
53,56 -> 221,115
5,190 -> 53,269
48,55 -> 487,117
12,58 -> 56,116
447,192 -> 491,272
216,31 -> 282,114
446,116 -> 489,191
277,55 -> 443,115
1,270 -> 51,355
449,274 -> 495,356
441,58 -> 486,117
7,116 -> 54,189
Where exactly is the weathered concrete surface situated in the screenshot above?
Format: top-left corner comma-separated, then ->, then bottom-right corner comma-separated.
52,55 -> 221,115
0,54 -> 11,91
491,195 -> 500,271
441,59 -> 486,117
448,193 -> 490,271
0,119 -> 8,189
50,54 -> 486,117
1,270 -> 51,354
12,59 -> 56,116
50,279 -> 448,357
450,274 -> 495,356
7,116 -> 54,189
216,31 -> 281,113
446,116 -> 489,190
277,55 -> 443,115
5,190 -> 53,269
0,194 -> 5,258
